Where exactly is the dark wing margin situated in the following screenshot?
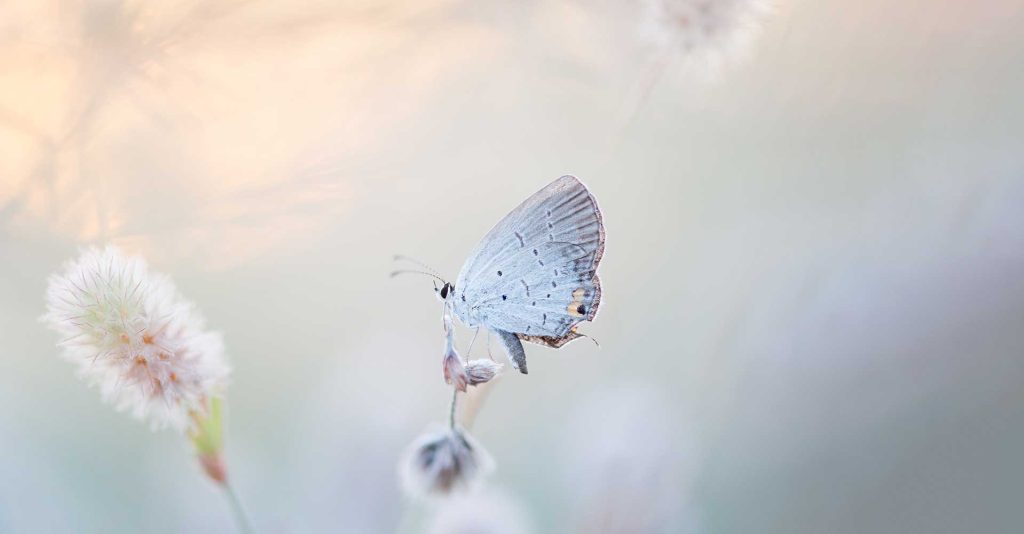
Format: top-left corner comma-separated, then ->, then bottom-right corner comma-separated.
517,330 -> 584,349
567,175 -> 604,320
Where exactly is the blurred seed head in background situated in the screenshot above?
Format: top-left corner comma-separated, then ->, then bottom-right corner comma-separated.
426,489 -> 534,534
640,0 -> 773,75
400,425 -> 496,499
1,0 -> 1022,532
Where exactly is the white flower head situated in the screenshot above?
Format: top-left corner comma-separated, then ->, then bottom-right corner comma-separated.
42,246 -> 230,431
641,0 -> 773,75
400,426 -> 495,499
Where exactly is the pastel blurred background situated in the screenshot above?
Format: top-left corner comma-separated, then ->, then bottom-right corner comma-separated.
2,0 -> 1023,532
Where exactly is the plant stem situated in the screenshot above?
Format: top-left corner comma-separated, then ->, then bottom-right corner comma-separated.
223,482 -> 255,534
448,387 -> 458,429
460,381 -> 497,431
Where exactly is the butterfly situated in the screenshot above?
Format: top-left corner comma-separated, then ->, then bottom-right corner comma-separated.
404,175 -> 605,374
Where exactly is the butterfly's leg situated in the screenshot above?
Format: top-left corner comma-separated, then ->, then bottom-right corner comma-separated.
466,327 -> 481,358
438,299 -> 446,333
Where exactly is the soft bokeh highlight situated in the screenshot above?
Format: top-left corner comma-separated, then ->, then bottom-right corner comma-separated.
1,0 -> 1023,533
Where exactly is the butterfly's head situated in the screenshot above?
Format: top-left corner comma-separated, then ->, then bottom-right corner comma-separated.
435,281 -> 454,302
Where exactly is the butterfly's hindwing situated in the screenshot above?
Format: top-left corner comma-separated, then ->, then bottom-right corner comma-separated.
516,331 -> 584,348
468,247 -> 600,337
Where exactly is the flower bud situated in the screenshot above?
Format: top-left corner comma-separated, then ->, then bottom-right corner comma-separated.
189,397 -> 228,485
442,348 -> 468,392
464,359 -> 502,386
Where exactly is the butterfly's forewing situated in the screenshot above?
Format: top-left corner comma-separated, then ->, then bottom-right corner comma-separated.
453,175 -> 604,370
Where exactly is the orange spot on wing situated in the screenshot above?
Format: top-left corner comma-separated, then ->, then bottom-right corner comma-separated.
566,287 -> 588,316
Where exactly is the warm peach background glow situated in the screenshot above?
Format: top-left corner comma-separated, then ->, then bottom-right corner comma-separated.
1,1 -> 1022,533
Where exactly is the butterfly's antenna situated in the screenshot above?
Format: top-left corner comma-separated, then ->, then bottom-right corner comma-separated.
393,255 -> 444,279
389,269 -> 447,284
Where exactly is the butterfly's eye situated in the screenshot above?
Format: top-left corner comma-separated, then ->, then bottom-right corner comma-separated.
440,283 -> 450,299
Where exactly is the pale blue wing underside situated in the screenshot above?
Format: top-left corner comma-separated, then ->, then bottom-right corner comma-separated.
453,175 -> 604,366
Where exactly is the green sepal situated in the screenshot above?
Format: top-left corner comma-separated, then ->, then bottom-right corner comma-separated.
190,396 -> 224,456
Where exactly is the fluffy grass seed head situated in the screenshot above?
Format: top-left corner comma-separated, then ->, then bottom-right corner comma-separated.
640,0 -> 772,73
400,426 -> 495,499
464,359 -> 503,386
42,246 -> 230,432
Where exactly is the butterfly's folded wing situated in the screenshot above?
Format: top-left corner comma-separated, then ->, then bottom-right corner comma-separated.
454,175 -> 605,354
